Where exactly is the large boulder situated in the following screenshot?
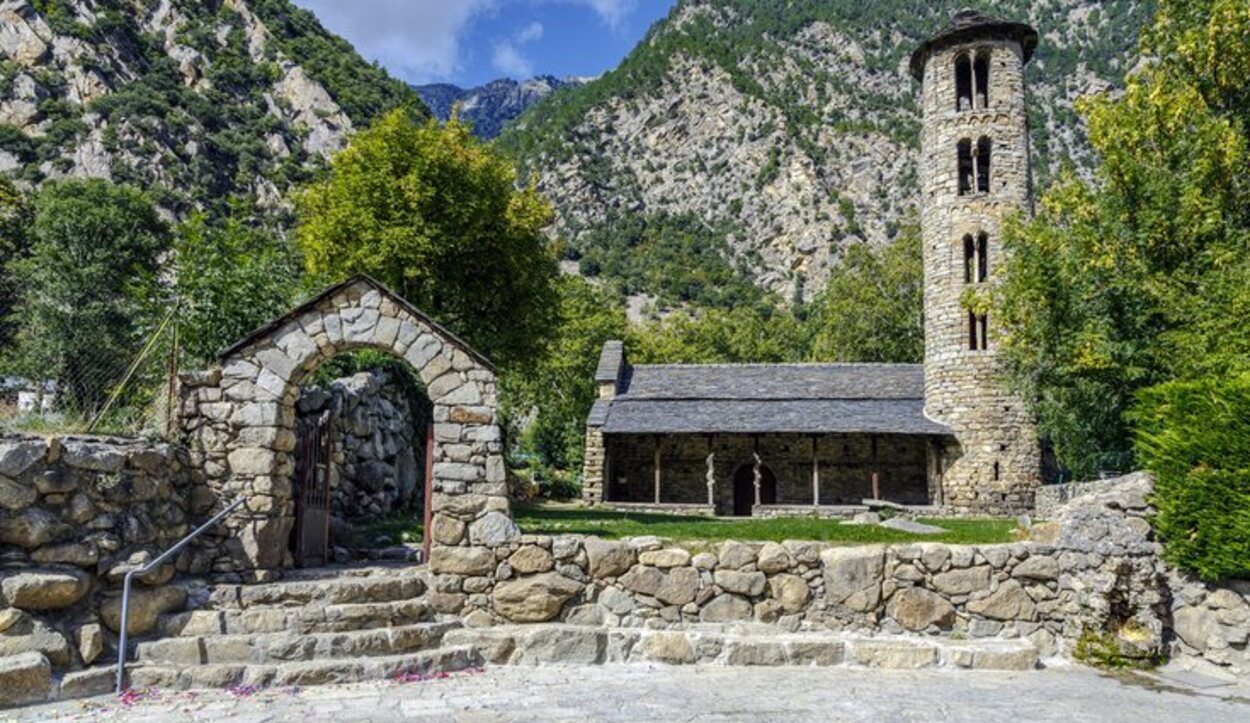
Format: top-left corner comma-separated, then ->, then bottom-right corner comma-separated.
768,574 -> 811,613
757,543 -> 794,574
655,567 -> 699,606
0,508 -> 69,549
0,652 -> 51,708
492,573 -> 583,623
509,545 -> 555,574
0,619 -> 71,667
931,566 -> 991,596
1,569 -> 90,611
699,594 -> 753,623
718,541 -> 757,570
469,511 -> 520,547
714,570 -> 766,597
887,587 -> 956,631
821,546 -> 885,612
584,539 -> 636,578
100,586 -> 187,635
967,580 -> 1037,622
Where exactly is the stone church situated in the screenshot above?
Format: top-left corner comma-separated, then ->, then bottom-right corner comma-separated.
582,11 -> 1043,517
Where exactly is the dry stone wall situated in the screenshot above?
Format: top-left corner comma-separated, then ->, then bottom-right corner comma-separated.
0,434 -> 196,701
296,369 -> 424,524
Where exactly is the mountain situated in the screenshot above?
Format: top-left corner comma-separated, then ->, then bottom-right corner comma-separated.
500,0 -> 1154,302
0,0 -> 425,219
414,76 -> 589,139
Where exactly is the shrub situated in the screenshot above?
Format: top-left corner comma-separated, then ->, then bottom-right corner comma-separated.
1132,374 -> 1250,581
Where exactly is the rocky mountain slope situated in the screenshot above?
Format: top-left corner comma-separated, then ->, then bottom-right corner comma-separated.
415,75 -> 588,139
0,0 -> 424,218
501,0 -> 1154,300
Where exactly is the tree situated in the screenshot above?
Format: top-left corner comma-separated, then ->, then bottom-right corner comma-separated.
502,277 -> 628,470
5,179 -> 170,413
807,224 -> 924,364
295,110 -> 559,368
998,0 -> 1250,479
628,305 -> 806,365
172,208 -> 303,364
0,179 -> 32,350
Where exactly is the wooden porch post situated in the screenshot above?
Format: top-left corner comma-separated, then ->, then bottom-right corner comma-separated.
752,436 -> 762,508
811,435 -> 820,507
653,435 -> 662,505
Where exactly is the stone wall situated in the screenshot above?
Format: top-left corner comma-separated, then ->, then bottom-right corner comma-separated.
431,473 -> 1250,675
0,434 -> 197,690
297,369 -> 425,524
919,34 -> 1041,514
1033,478 -> 1125,518
605,434 -> 929,515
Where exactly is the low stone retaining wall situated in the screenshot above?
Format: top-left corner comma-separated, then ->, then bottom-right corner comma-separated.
431,473 -> 1185,667
599,502 -> 715,517
0,434 -> 199,701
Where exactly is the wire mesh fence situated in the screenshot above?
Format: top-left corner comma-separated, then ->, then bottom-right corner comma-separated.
0,309 -> 181,439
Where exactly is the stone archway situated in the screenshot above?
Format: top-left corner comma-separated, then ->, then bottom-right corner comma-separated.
180,275 -> 516,571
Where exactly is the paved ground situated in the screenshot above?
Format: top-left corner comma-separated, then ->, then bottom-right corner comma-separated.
16,663 -> 1250,722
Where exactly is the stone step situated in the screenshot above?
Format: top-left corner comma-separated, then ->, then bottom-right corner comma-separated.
443,625 -> 1041,671
159,598 -> 433,637
205,573 -> 425,611
126,645 -> 481,691
136,622 -> 457,666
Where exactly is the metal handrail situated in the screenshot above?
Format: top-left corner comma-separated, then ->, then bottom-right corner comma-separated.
115,496 -> 247,693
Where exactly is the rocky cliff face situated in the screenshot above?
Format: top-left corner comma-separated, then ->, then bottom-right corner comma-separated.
0,0 -> 422,217
502,0 -> 1153,299
415,76 -> 589,139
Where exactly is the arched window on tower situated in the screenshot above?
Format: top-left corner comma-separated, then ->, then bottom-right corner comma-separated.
974,52 -> 990,108
976,137 -> 993,193
969,312 -> 989,351
963,232 -> 989,283
958,139 -> 974,195
955,53 -> 973,111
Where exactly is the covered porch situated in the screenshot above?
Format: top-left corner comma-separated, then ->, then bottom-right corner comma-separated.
601,432 -> 947,517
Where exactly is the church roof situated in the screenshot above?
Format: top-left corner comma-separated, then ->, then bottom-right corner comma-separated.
589,351 -> 951,436
910,9 -> 1039,81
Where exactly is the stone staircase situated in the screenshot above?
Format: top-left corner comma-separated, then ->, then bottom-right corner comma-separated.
123,564 -> 481,691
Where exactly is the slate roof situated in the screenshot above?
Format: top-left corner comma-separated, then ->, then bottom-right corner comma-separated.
910,9 -> 1038,80
592,360 -> 952,437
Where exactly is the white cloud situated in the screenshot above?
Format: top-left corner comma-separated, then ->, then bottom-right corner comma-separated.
290,0 -> 498,83
493,21 -> 545,78
572,0 -> 639,29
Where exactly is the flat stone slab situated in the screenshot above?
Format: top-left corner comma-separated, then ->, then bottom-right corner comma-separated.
879,518 -> 947,535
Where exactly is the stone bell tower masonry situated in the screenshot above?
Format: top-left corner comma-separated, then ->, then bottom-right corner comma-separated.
912,11 -> 1042,513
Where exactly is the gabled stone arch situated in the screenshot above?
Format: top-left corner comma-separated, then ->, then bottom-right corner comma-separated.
180,275 -> 516,571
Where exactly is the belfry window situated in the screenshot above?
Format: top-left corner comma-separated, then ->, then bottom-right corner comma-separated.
976,137 -> 992,193
963,233 -> 989,283
969,312 -> 989,351
974,52 -> 990,108
958,139 -> 974,195
955,54 -> 973,111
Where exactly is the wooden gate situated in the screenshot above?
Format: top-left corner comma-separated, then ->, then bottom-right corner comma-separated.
294,408 -> 334,567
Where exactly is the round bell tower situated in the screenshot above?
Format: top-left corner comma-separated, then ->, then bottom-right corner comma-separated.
911,10 -> 1042,513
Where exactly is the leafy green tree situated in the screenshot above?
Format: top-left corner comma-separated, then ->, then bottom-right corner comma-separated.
5,179 -> 170,412
502,277 -> 628,470
296,110 -> 559,368
0,179 -> 32,350
172,209 -> 303,364
628,305 -> 807,365
807,224 -> 924,364
998,0 -> 1250,478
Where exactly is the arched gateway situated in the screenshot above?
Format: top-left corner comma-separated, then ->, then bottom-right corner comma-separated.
180,275 -> 515,571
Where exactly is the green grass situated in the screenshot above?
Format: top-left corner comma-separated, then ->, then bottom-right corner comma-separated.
364,503 -> 1018,547
514,503 -> 1016,546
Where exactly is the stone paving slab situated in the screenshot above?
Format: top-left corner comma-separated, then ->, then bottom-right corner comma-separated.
13,664 -> 1250,722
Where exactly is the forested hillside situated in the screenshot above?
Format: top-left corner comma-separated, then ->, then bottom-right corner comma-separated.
501,0 -> 1154,303
0,0 -> 424,220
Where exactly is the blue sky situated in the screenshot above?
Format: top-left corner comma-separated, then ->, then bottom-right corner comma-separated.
290,0 -> 678,88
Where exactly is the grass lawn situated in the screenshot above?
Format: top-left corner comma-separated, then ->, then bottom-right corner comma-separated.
365,504 -> 1019,548
514,503 -> 1017,546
